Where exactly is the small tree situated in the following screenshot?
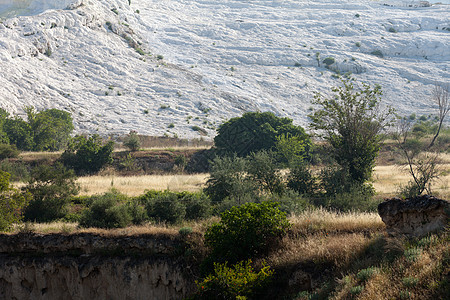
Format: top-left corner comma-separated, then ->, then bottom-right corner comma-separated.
23,163 -> 79,222
309,79 -> 394,191
61,135 -> 114,175
0,171 -> 30,231
123,130 -> 141,151
394,84 -> 449,197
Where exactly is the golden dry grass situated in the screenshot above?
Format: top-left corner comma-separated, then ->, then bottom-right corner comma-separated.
289,208 -> 384,234
373,164 -> 450,199
77,173 -> 209,196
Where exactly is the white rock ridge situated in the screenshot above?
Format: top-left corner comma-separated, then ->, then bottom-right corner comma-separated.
0,0 -> 449,139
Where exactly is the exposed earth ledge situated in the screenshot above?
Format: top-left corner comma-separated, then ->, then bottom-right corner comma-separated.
0,233 -> 195,299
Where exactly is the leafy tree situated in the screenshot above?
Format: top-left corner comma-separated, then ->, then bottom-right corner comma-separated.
215,112 -> 310,157
23,163 -> 79,222
0,170 -> 30,231
3,117 -> 34,150
26,107 -> 74,151
0,108 -> 9,144
61,135 -> 114,175
309,80 -> 394,189
0,143 -> 20,160
246,150 -> 284,195
204,155 -> 258,204
204,201 -> 290,263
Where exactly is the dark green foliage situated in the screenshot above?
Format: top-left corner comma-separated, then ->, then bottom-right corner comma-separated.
247,150 -> 285,195
125,200 -> 147,225
61,135 -> 114,175
0,108 -> 10,144
23,163 -> 79,222
204,202 -> 291,263
328,185 -> 376,212
323,57 -> 335,66
3,117 -> 34,150
0,171 -> 30,231
214,112 -> 310,157
204,155 -> 258,204
123,130 -> 140,151
287,164 -> 318,196
26,107 -> 74,151
183,192 -> 211,220
270,190 -> 310,215
79,193 -> 131,228
309,80 -> 394,189
0,143 -> 20,160
194,260 -> 274,300
1,107 -> 73,151
0,160 -> 30,182
145,192 -> 186,224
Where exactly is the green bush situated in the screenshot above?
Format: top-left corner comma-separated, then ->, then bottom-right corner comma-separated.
356,267 -> 379,282
0,171 -> 30,231
322,57 -> 335,66
326,184 -> 376,212
0,160 -> 30,182
270,190 -> 310,215
61,134 -> 114,175
79,193 -> 131,228
205,201 -> 291,263
183,192 -> 211,220
125,200 -> 147,225
23,163 -> 79,222
214,111 -> 310,157
0,143 -> 20,160
204,155 -> 258,204
247,150 -> 285,195
287,164 -> 318,196
146,192 -> 186,224
123,130 -> 140,151
194,260 -> 274,300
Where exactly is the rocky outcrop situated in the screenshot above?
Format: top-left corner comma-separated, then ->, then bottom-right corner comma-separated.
378,195 -> 449,237
0,233 -> 196,300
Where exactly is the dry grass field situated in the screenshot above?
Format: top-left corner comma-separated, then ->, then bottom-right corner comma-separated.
77,173 -> 209,196
76,164 -> 449,199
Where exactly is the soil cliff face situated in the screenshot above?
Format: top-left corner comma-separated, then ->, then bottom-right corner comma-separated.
0,233 -> 195,300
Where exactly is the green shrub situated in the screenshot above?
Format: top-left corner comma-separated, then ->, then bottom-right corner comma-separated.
322,57 -> 335,66
195,260 -> 274,300
326,184 -> 376,212
125,200 -> 147,225
179,226 -> 193,236
23,163 -> 79,222
350,285 -> 364,296
79,194 -> 131,228
0,160 -> 30,182
183,192 -> 211,220
61,134 -> 114,175
247,150 -> 285,195
270,190 -> 310,215
0,171 -> 30,231
146,192 -> 186,224
205,201 -> 291,263
0,143 -> 20,160
287,164 -> 318,196
356,267 -> 379,282
204,155 -> 258,203
123,130 -> 140,151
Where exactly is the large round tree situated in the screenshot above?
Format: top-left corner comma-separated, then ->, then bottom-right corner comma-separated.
214,112 -> 310,157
